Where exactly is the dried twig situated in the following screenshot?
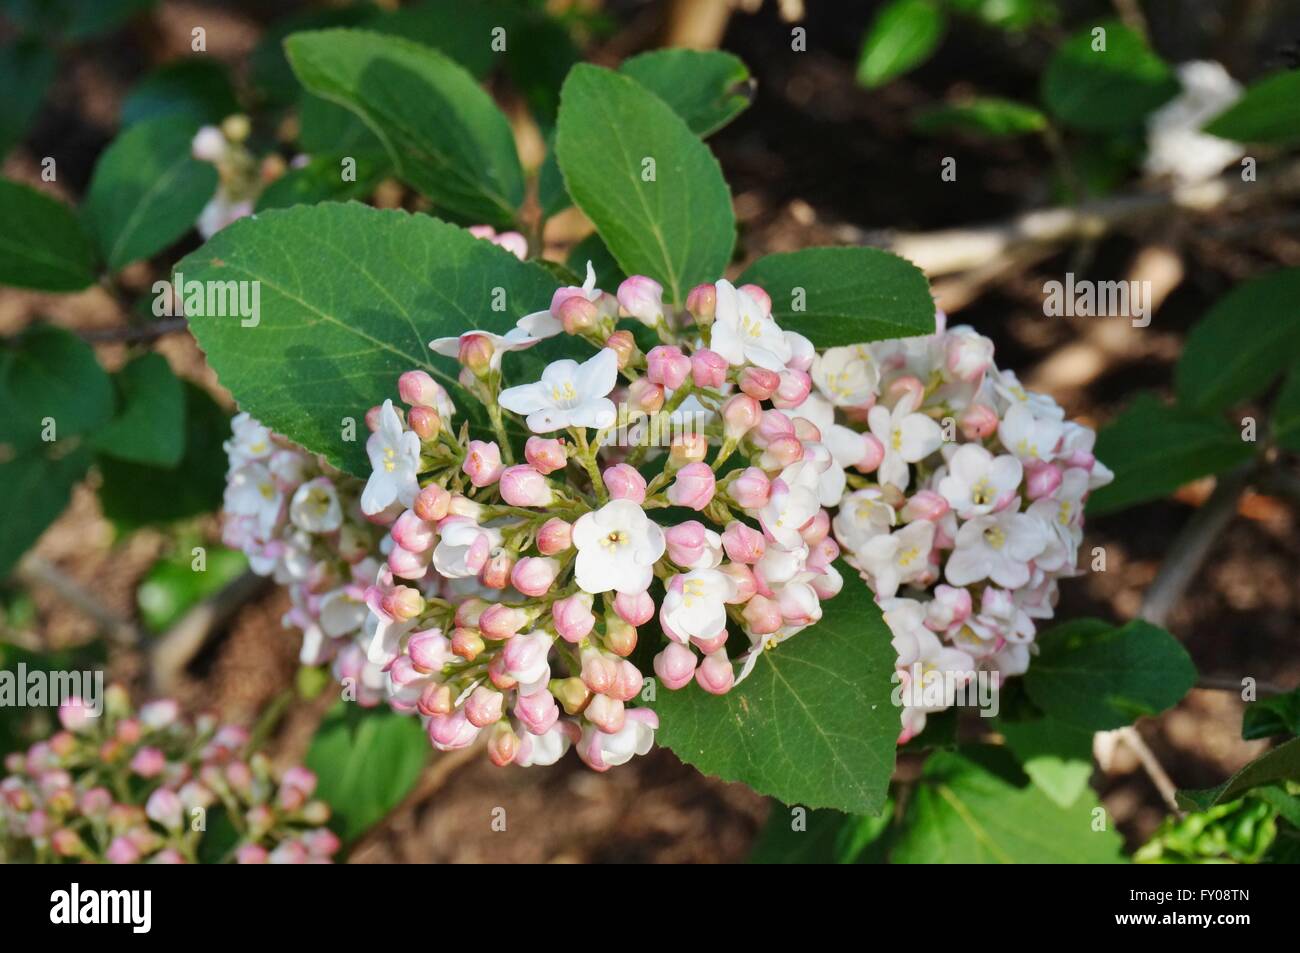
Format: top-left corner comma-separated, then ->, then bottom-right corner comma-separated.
16,554 -> 146,648
148,570 -> 271,694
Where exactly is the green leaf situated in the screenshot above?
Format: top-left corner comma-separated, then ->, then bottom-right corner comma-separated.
0,40 -> 56,156
555,64 -> 735,306
656,573 -> 899,815
1176,269 -> 1300,415
749,803 -> 893,863
297,94 -> 387,159
374,0 -> 518,79
121,59 -> 240,127
89,352 -> 185,467
1204,69 -> 1300,145
856,0 -> 946,88
1087,393 -> 1255,515
2,0 -> 156,40
137,545 -> 247,633
97,382 -> 230,529
891,746 -> 1124,862
999,716 -> 1094,807
914,97 -> 1048,137
256,154 -> 390,212
0,179 -> 98,292
619,49 -> 754,137
0,446 -> 93,578
82,116 -> 218,272
1041,21 -> 1178,133
738,247 -> 936,344
176,203 -> 558,476
503,10 -> 579,130
567,232 -> 626,288
1273,364 -> 1300,452
285,29 -> 524,226
250,4 -> 381,107
1178,737 -> 1300,812
306,701 -> 430,844
0,324 -> 113,450
1243,688 -> 1300,741
1024,618 -> 1196,731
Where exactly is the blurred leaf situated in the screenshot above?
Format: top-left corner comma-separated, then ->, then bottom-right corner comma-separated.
1179,737 -> 1300,812
619,49 -> 754,137
1087,393 -> 1255,515
946,0 -> 1056,30
374,0 -> 519,79
0,40 -> 56,157
90,352 -> 185,467
1274,363 -> 1300,452
738,247 -> 936,344
1243,688 -> 1300,741
176,203 -> 556,476
306,702 -> 430,844
891,746 -> 1124,862
121,59 -> 239,127
0,179 -> 98,292
256,154 -> 389,212
1176,269 -> 1300,415
656,572 -> 899,815
98,383 -> 229,529
1041,20 -> 1178,133
137,545 -> 247,632
999,716 -> 1094,807
1024,618 -> 1196,731
1,0 -> 156,40
286,29 -> 524,226
82,116 -> 217,272
1204,69 -> 1300,145
503,11 -> 579,130
0,445 -> 93,578
914,97 -> 1047,137
749,802 -> 894,864
537,140 -> 569,219
857,0 -> 946,88
0,324 -> 113,449
250,4 -> 380,106
556,64 -> 734,306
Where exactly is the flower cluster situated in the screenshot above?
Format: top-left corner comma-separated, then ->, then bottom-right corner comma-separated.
812,317 -> 1113,741
0,688 -> 337,863
222,412 -> 386,690
191,117 -> 266,238
356,264 -> 846,770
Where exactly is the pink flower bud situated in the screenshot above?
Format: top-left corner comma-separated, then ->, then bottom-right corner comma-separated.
130,747 -> 166,778
811,568 -> 842,600
695,651 -> 735,695
511,556 -> 560,597
480,604 -> 528,640
513,689 -> 559,735
537,517 -> 572,555
646,345 -> 691,389
800,508 -> 831,544
580,649 -> 618,694
419,681 -> 454,716
628,377 -> 665,412
613,590 -> 655,627
902,489 -> 950,522
739,283 -> 771,314
383,586 -> 425,622
463,440 -> 504,487
742,595 -> 782,634
603,463 -> 647,503
558,295 -> 599,334
667,462 -> 715,511
503,632 -> 552,685
453,626 -> 485,659
722,393 -> 762,439
408,405 -> 442,440
465,686 -> 505,727
777,582 -> 821,625
585,693 -> 626,733
719,562 -> 757,603
739,366 -> 779,400
728,467 -> 771,509
764,435 -> 805,469
722,521 -> 765,563
525,436 -> 567,474
145,788 -> 183,830
617,275 -> 665,326
399,370 -> 441,408
408,629 -> 452,673
664,520 -> 710,567
959,403 -> 999,440
455,598 -> 487,628
1025,460 -> 1063,500
653,641 -> 698,690
754,409 -> 795,445
669,432 -> 709,465
427,709 -> 480,750
791,417 -> 822,444
686,283 -> 717,323
887,375 -> 925,407
605,329 -> 637,368
413,484 -> 451,522
553,593 -> 596,642
458,333 -> 495,376
492,231 -> 528,260
604,617 -> 637,656
786,331 -> 815,372
488,725 -> 520,766
499,464 -> 554,506
479,549 -> 514,589
392,509 -> 436,553
771,369 -> 812,409
611,659 -> 646,701
58,699 -> 93,732
106,835 -> 141,864
856,433 -> 886,473
691,348 -> 728,387
236,844 -> 269,864
387,543 -> 431,580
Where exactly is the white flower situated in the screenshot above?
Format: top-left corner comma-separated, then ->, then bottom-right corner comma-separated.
498,348 -> 618,433
661,569 -> 735,642
431,517 -> 501,579
319,586 -> 368,638
579,710 -> 657,770
868,394 -> 944,490
224,463 -> 282,536
937,444 -> 1023,518
289,477 -> 342,533
1145,61 -> 1244,186
429,322 -> 555,370
196,192 -> 253,239
992,369 -> 1064,421
755,539 -> 810,588
832,487 -> 896,552
759,473 -> 820,549
998,403 -> 1064,462
787,392 -> 869,474
710,279 -> 792,370
853,520 -> 935,599
945,508 -> 1046,589
1026,467 -> 1089,571
360,400 -> 421,515
812,345 -> 879,406
225,413 -> 274,468
571,499 -> 666,594
515,722 -> 575,767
